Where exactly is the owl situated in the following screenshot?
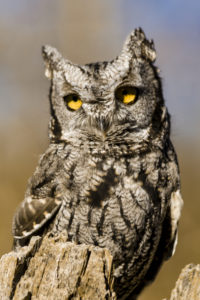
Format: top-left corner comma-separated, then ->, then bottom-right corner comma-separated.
12,28 -> 183,299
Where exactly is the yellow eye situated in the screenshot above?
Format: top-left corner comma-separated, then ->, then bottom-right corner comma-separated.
64,94 -> 83,111
115,86 -> 138,105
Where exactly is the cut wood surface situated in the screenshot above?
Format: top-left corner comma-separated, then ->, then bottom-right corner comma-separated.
0,232 -> 199,299
167,263 -> 200,300
0,233 -> 116,300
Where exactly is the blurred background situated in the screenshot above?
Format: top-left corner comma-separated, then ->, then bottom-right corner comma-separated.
0,0 -> 199,299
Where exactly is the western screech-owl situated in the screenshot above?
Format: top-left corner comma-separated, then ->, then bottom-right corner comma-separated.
13,28 -> 183,299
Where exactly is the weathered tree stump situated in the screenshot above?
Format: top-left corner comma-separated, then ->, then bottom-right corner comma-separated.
167,263 -> 200,300
0,232 -> 199,299
0,233 -> 116,300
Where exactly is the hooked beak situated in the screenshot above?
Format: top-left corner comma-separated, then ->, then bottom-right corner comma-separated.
96,117 -> 111,134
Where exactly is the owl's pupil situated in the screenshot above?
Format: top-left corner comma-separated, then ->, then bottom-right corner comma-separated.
122,89 -> 128,95
72,95 -> 78,101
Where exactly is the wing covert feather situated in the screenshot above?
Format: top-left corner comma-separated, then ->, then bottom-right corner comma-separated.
13,196 -> 62,239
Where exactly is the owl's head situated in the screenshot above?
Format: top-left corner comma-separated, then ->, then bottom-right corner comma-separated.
42,28 -> 169,150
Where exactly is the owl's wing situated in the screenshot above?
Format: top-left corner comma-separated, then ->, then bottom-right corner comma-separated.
13,195 -> 62,240
133,189 -> 183,296
164,189 -> 183,259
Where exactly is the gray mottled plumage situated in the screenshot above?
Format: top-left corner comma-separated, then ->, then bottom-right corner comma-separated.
13,28 -> 183,299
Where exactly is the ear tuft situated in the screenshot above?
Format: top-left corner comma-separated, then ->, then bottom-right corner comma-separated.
141,37 -> 156,62
122,28 -> 156,63
42,45 -> 62,79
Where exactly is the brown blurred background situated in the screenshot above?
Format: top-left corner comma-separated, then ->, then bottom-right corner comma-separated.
0,1 -> 199,299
